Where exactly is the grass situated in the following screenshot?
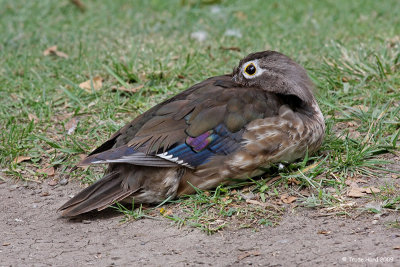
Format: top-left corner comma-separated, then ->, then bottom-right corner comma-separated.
1,0 -> 399,232
386,220 -> 400,229
112,200 -> 154,222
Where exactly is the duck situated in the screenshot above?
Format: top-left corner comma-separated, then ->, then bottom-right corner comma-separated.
59,50 -> 325,217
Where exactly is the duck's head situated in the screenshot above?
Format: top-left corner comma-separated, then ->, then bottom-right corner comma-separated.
232,51 -> 315,106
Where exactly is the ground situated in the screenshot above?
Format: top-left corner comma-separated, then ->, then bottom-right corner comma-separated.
1,1 -> 400,266
1,178 -> 399,266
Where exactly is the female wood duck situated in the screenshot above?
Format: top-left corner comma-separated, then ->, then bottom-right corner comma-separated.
59,50 -> 325,216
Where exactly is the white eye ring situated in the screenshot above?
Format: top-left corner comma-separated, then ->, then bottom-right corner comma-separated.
241,59 -> 264,79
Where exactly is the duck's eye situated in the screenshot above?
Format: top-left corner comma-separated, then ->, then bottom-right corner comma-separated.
244,63 -> 256,76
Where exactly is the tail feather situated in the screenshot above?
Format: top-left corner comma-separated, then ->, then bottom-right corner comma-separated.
58,171 -> 139,217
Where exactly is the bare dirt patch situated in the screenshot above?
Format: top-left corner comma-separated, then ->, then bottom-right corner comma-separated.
1,178 -> 399,266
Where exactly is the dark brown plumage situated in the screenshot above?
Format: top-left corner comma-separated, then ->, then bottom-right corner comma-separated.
59,50 -> 325,217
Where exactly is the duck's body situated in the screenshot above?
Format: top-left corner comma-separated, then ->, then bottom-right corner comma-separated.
59,51 -> 325,217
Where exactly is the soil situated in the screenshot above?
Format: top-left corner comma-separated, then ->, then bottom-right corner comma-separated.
1,176 -> 399,267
